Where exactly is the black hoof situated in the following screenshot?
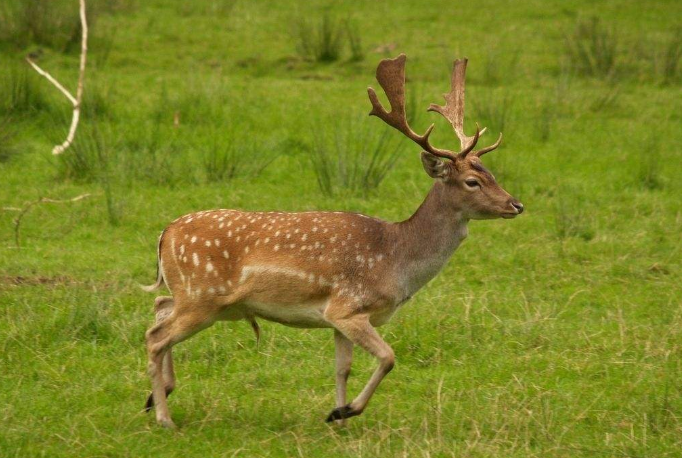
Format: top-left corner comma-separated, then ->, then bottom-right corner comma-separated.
144,388 -> 173,412
144,393 -> 154,412
325,404 -> 360,422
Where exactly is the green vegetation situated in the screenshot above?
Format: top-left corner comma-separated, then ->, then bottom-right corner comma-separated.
1,0 -> 681,456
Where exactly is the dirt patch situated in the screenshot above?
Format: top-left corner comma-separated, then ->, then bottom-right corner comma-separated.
0,275 -> 77,287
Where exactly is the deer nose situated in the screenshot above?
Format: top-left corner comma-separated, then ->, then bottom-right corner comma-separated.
510,200 -> 524,214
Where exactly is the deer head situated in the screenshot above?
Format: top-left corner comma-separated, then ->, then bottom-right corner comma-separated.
368,54 -> 523,220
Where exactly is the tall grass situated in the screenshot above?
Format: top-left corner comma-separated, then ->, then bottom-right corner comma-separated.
295,13 -> 345,63
200,130 -> 280,183
0,62 -> 51,117
310,117 -> 404,197
54,122 -> 111,183
0,0 -> 131,53
0,117 -> 19,162
0,0 -> 86,51
345,19 -> 365,62
635,136 -> 663,190
564,16 -> 618,78
659,28 -> 682,84
480,46 -> 520,86
175,0 -> 236,16
553,191 -> 595,241
473,91 -> 514,135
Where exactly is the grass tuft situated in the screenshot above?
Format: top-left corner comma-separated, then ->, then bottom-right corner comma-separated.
659,28 -> 682,84
345,18 -> 365,62
200,128 -> 280,183
295,12 -> 344,63
309,116 -> 404,197
636,136 -> 663,190
564,16 -> 618,78
0,61 -> 51,117
0,117 -> 19,163
553,191 -> 595,241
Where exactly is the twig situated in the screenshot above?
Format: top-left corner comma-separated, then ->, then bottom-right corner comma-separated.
26,0 -> 88,155
2,193 -> 91,247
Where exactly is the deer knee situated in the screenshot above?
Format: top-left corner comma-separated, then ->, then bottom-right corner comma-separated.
336,366 -> 351,381
380,349 -> 395,373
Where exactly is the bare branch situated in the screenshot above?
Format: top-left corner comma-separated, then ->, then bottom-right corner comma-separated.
27,0 -> 88,155
2,193 -> 91,247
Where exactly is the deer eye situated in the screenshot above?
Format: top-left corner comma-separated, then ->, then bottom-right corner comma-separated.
465,179 -> 480,188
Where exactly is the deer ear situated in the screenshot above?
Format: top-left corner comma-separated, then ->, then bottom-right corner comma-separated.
421,152 -> 449,179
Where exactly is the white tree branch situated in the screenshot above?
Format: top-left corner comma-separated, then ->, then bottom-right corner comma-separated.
27,0 -> 88,155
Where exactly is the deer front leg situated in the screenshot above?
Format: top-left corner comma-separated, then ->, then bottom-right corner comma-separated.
333,329 -> 354,425
325,309 -> 395,422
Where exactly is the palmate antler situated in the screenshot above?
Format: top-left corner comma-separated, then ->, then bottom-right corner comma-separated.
368,54 -> 502,160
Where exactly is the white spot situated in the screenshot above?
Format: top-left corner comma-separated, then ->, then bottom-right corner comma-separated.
302,234 -> 308,241
245,246 -> 250,254
191,236 -> 197,243
180,245 -> 185,255
205,240 -> 212,247
265,237 -> 270,244
208,287 -> 216,294
274,244 -> 280,251
192,253 -> 199,266
206,262 -> 214,272
312,227 -> 318,232
215,239 -> 220,246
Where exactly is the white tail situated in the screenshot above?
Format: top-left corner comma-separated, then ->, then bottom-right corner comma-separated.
143,54 -> 523,428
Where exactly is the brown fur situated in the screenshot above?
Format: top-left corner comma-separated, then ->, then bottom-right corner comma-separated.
143,54 -> 523,428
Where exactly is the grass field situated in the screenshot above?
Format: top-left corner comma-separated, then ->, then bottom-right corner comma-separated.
1,0 -> 682,456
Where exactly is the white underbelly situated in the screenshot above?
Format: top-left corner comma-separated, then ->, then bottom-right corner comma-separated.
244,300 -> 332,328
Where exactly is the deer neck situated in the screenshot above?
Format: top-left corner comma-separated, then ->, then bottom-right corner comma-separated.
390,182 -> 468,297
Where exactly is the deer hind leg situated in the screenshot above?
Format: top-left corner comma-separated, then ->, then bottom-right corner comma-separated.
145,298 -> 216,428
145,296 -> 176,412
325,309 -> 395,422
332,329 -> 354,425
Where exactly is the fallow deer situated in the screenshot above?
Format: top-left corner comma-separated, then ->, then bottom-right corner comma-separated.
143,54 -> 523,428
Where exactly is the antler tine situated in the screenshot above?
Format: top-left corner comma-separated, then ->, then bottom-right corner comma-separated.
427,58 -> 485,151
458,123 -> 481,158
368,54 -> 456,161
473,132 -> 503,157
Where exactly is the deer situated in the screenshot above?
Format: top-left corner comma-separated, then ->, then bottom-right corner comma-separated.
142,54 -> 524,429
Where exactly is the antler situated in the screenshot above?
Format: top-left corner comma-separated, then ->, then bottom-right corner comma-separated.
428,58 -> 503,158
368,54 -> 463,161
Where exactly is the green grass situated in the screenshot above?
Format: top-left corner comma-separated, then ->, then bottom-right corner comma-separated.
1,0 -> 682,456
